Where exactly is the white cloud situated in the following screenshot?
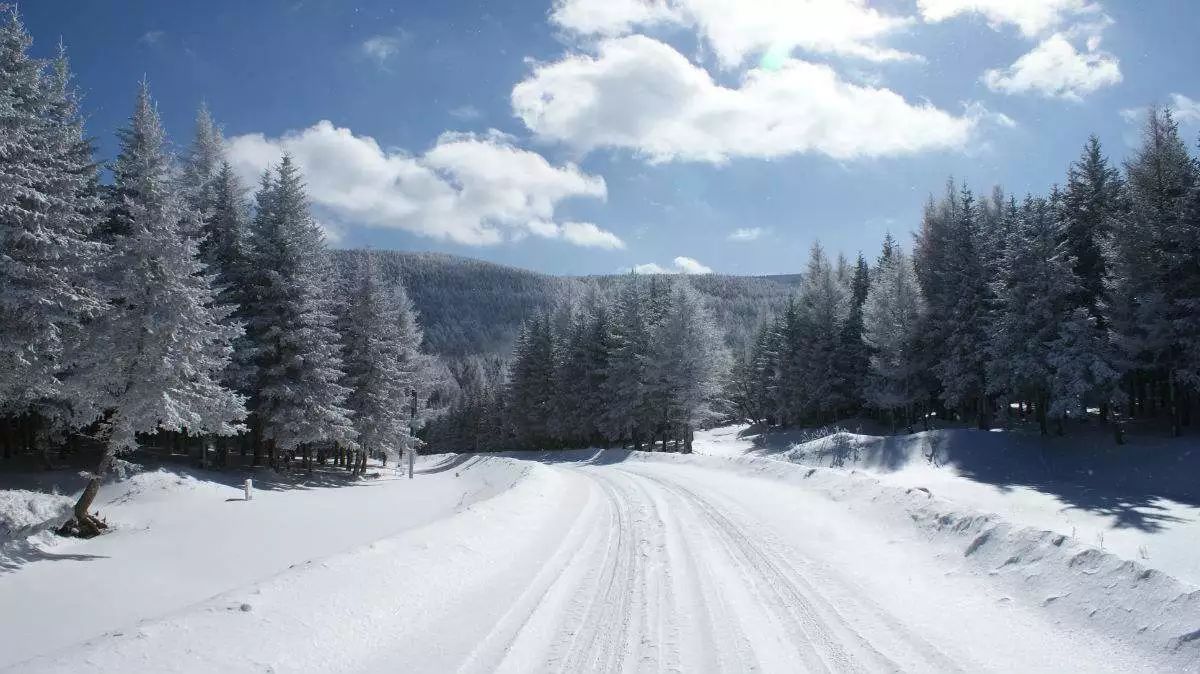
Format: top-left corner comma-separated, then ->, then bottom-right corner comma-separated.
982,33 -> 1120,100
226,121 -> 612,247
728,227 -> 765,241
631,262 -> 672,274
632,256 -> 713,274
551,0 -> 916,67
916,0 -> 1099,37
513,35 -> 982,163
1168,93 -> 1200,124
361,35 -> 404,63
673,256 -> 712,274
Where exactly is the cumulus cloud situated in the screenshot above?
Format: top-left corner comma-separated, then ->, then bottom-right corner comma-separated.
982,33 -> 1120,100
632,256 -> 713,274
512,35 -> 982,163
916,0 -> 1099,37
551,0 -> 915,66
225,121 -> 614,247
728,227 -> 765,241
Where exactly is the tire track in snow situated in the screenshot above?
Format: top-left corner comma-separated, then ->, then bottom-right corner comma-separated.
465,460 -> 970,673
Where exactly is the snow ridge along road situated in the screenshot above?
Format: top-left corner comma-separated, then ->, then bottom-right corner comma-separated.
9,450 -> 1196,673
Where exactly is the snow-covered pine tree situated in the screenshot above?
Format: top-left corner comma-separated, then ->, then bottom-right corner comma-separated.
391,276 -> 429,450
507,314 -> 555,447
987,194 -> 1092,433
65,82 -> 245,536
835,252 -> 871,414
601,278 -> 652,449
0,11 -> 104,424
241,155 -> 356,464
550,290 -> 609,447
339,251 -> 419,469
774,298 -> 805,425
179,103 -> 224,238
934,185 -> 993,427
796,242 -> 849,422
862,247 -> 924,431
1062,136 -> 1123,322
646,281 -> 728,451
1107,108 -> 1196,433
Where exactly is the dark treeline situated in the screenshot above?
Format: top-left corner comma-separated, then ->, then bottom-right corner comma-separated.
731,113 -> 1200,440
0,9 -> 431,536
425,277 -> 729,452
347,249 -> 800,359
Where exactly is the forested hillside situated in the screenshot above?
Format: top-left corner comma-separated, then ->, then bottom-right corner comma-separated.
331,250 -> 801,358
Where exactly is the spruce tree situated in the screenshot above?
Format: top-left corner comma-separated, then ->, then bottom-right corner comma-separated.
796,242 -> 848,422
862,248 -> 924,430
242,155 -> 356,461
0,11 -> 104,419
1108,108 -> 1196,433
339,251 -> 420,467
67,82 -> 244,535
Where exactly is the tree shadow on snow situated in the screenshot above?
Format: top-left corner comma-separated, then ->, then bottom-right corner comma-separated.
749,422 -> 1199,534
0,543 -> 109,576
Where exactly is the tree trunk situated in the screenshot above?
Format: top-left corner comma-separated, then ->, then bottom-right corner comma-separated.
66,447 -> 115,538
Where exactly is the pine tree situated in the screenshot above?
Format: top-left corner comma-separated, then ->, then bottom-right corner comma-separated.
601,279 -> 652,448
935,186 -> 993,426
796,242 -> 848,422
0,11 -> 104,419
179,103 -> 224,238
507,314 -> 555,447
339,251 -> 420,467
66,82 -> 244,536
1062,136 -> 1123,321
862,248 -> 924,430
242,155 -> 356,462
835,252 -> 871,413
1108,108 -> 1196,433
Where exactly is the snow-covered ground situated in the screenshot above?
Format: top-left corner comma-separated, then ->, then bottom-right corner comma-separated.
0,454 -> 531,669
1,430 -> 1197,673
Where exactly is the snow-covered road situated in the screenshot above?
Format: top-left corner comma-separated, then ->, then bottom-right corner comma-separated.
8,451 -> 1195,673
457,458 -> 1164,674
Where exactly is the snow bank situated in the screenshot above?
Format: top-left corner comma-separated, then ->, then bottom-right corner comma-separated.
0,489 -> 73,567
621,450 -> 1200,671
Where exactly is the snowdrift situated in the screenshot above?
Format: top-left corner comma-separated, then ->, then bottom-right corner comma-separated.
0,489 -> 74,571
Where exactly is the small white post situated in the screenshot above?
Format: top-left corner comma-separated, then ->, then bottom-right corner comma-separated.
407,448 -> 414,480
244,478 -> 253,501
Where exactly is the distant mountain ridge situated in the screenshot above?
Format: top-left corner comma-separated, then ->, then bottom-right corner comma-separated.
331,250 -> 802,359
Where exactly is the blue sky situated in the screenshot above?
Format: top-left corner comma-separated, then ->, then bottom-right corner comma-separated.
20,0 -> 1200,275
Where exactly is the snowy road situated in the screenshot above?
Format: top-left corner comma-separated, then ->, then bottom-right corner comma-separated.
9,452 -> 1193,673
453,456 -> 1166,674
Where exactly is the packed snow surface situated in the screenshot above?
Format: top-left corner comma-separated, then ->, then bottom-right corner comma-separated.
1,431 -> 1197,673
